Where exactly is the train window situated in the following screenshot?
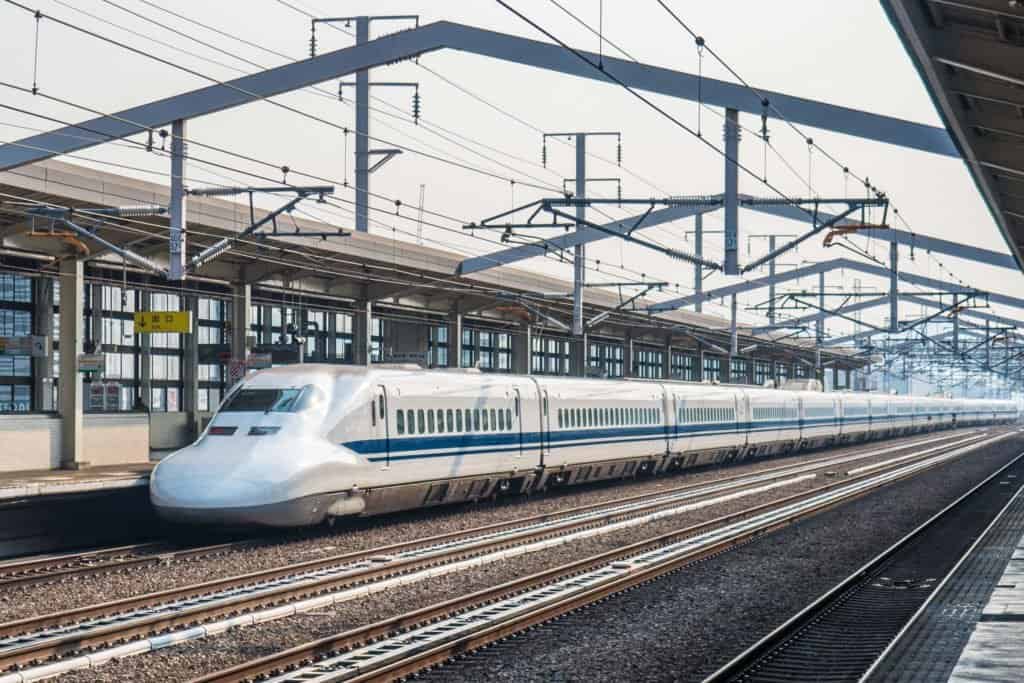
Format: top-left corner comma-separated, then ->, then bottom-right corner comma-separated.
428,410 -> 436,434
417,410 -> 425,434
371,400 -> 376,426
456,409 -> 463,432
295,386 -> 327,412
493,409 -> 500,431
557,409 -> 563,428
506,408 -> 512,429
447,409 -> 454,432
474,409 -> 481,431
482,409 -> 490,431
437,409 -> 446,434
499,409 -> 506,431
406,409 -> 415,434
465,409 -> 472,431
221,388 -> 302,413
514,396 -> 520,417
396,410 -> 404,435
379,396 -> 385,420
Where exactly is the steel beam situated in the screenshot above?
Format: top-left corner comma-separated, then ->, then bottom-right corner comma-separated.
458,203 -> 716,275
0,22 -> 956,172
745,201 -> 1018,270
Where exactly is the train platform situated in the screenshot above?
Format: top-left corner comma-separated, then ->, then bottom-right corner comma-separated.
866,470 -> 1024,682
0,463 -> 153,502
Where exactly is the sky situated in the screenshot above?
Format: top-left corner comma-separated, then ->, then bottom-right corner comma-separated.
0,0 -> 1019,343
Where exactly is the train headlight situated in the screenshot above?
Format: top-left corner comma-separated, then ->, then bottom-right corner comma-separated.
248,425 -> 282,436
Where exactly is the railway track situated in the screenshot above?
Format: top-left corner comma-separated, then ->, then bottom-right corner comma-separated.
0,430 -> 975,592
184,431 -> 1018,683
705,441 -> 1024,683
0,540 -> 262,591
0,430 -> 1001,681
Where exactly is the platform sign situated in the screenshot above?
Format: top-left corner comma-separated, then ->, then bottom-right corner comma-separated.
88,382 -> 120,411
134,311 -> 192,334
78,353 -> 105,374
0,335 -> 48,357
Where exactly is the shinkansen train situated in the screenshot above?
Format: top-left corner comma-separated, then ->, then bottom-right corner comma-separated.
150,364 -> 1020,527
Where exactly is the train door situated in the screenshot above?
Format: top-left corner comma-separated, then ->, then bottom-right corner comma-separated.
513,388 -> 524,460
539,389 -> 550,467
372,385 -> 391,468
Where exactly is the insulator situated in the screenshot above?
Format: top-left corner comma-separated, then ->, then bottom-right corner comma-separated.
617,182 -> 622,207
145,130 -> 154,152
412,90 -> 421,124
110,205 -> 166,218
542,141 -> 547,168
309,27 -> 317,58
616,140 -> 622,166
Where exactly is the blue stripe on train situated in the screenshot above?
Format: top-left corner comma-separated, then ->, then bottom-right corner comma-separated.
346,412 -> 969,461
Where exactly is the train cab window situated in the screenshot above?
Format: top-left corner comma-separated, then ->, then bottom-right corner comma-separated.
491,409 -> 498,431
417,410 -> 426,434
427,410 -> 436,434
506,408 -> 512,429
221,388 -> 302,413
446,409 -> 454,432
396,410 -> 405,435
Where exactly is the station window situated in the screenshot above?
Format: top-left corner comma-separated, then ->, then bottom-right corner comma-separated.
671,352 -> 697,381
531,335 -> 570,375
634,347 -> 664,379
702,355 -> 722,382
588,340 -> 624,378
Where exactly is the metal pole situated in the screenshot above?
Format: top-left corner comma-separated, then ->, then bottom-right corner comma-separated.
354,16 -> 370,233
169,118 -> 187,280
573,134 -> 589,376
730,293 -> 738,356
985,319 -> 991,369
723,108 -> 740,276
694,213 -> 703,313
817,271 -> 825,380
889,239 -> 899,332
767,234 -> 776,325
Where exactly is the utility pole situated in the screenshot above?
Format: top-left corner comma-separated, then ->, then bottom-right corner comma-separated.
723,108 -> 741,276
694,213 -> 704,313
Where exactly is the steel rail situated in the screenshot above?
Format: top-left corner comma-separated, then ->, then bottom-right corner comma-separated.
704,444 -> 1024,683
0,431 -> 992,674
188,431 -> 1013,683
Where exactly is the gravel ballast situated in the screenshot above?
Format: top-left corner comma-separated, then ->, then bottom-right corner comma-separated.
0,431 -> 969,623
431,433 -> 1024,683
52,431 -> 1018,682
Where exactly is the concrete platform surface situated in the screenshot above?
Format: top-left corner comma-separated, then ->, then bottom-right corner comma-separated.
0,463 -> 152,501
950,510 -> 1024,682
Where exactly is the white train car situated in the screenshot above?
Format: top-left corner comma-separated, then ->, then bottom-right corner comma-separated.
150,364 -> 1017,527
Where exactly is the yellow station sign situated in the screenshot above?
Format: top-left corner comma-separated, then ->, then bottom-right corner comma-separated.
134,311 -> 192,334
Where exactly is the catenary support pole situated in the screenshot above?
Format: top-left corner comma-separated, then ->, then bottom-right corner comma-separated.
768,235 -> 777,325
573,133 -> 586,374
694,213 -> 704,313
355,17 -> 370,233
169,119 -> 188,280
723,108 -> 740,276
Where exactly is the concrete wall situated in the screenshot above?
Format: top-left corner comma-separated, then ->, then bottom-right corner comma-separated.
83,414 -> 149,467
0,413 -> 151,473
0,415 -> 61,471
149,412 -> 194,451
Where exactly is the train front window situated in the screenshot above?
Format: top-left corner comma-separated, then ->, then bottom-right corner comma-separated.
220,388 -> 302,413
